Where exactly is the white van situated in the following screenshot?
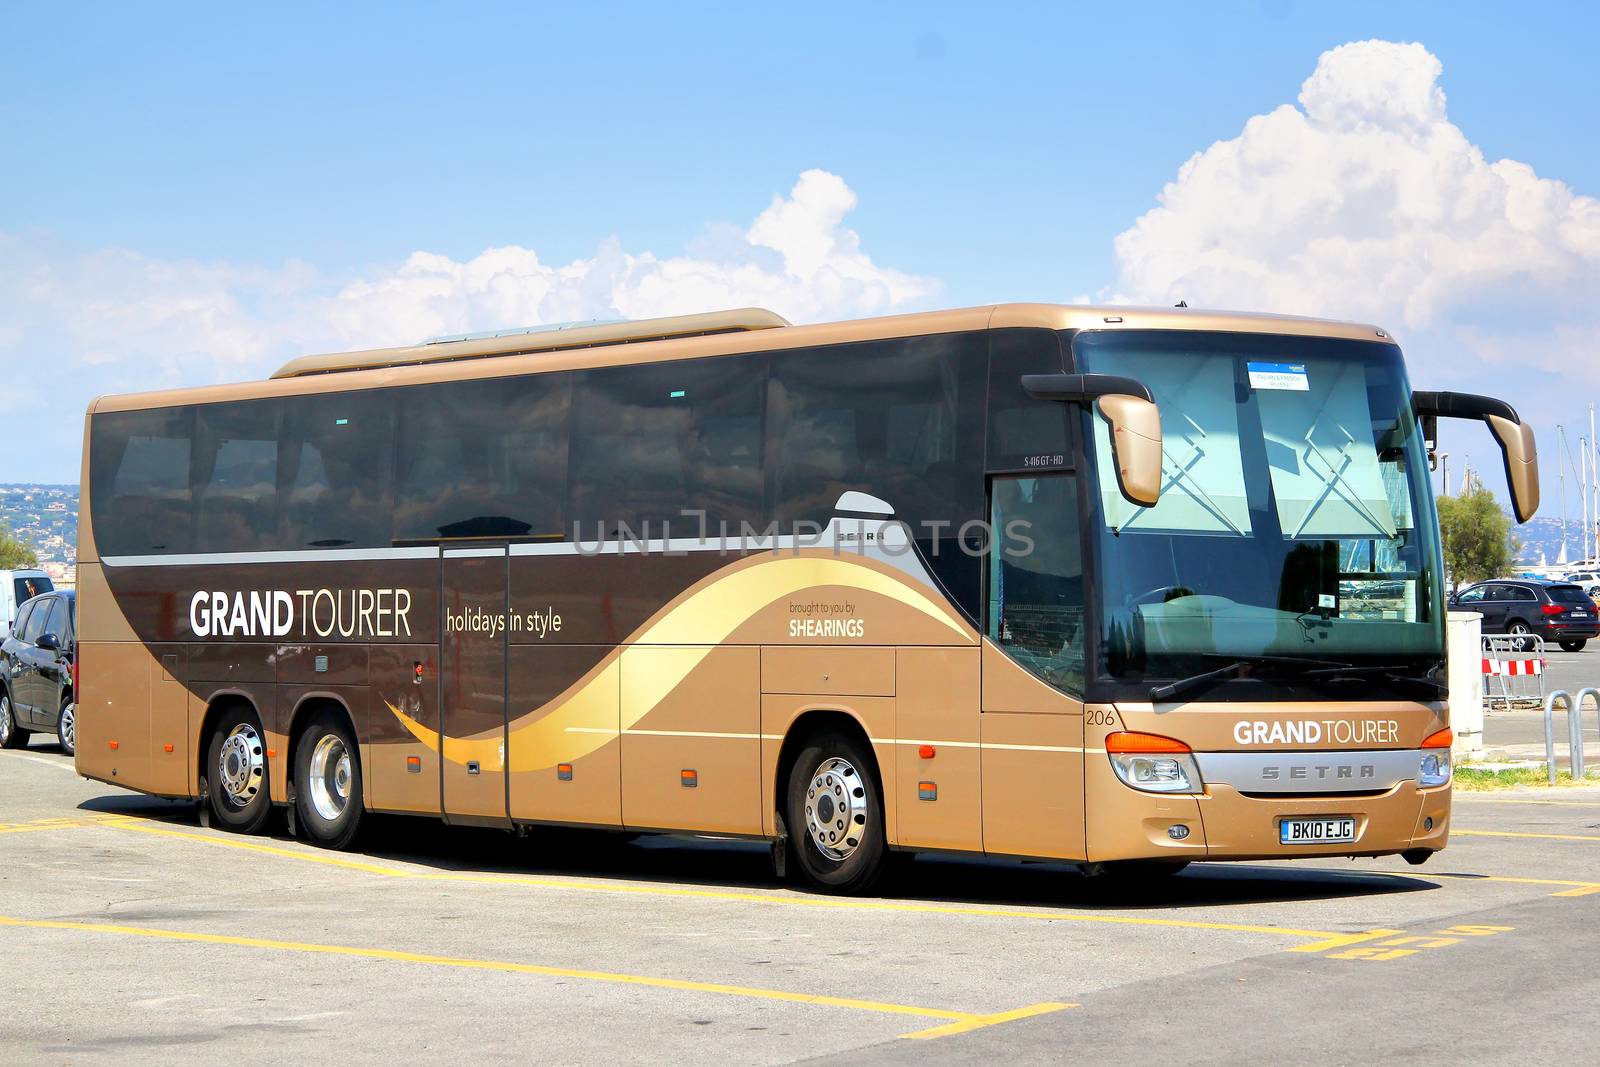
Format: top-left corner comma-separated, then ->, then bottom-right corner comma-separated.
1,570 -> 54,638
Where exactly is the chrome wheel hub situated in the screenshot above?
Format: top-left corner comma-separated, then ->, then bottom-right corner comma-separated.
59,704 -> 74,752
217,723 -> 264,808
0,697 -> 11,744
308,734 -> 351,822
804,756 -> 868,861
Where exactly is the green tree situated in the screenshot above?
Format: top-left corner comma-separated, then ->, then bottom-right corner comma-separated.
1437,478 -> 1513,585
0,523 -> 38,569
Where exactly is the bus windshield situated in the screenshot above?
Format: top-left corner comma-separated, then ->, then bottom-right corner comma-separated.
1075,330 -> 1445,701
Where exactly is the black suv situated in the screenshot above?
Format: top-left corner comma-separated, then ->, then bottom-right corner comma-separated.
0,590 -> 76,754
1450,579 -> 1599,652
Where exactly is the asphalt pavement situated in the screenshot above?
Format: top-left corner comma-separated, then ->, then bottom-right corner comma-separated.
4,739 -> 1600,1063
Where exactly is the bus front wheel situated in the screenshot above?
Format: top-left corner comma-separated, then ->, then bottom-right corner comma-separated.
785,729 -> 886,894
205,706 -> 272,834
294,710 -> 364,850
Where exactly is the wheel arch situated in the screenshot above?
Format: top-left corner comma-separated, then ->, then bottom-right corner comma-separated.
772,706 -> 887,840
196,689 -> 266,800
285,693 -> 363,805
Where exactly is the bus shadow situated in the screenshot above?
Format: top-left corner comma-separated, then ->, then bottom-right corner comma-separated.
75,795 -> 1438,910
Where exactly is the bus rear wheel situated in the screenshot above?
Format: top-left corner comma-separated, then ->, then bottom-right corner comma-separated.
294,711 -> 364,850
205,706 -> 272,834
1559,640 -> 1587,652
785,729 -> 886,894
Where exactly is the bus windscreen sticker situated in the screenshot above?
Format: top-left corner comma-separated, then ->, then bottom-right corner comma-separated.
1246,361 -> 1309,391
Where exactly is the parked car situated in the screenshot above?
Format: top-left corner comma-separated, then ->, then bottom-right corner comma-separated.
1449,579 -> 1599,652
0,590 -> 76,754
1565,571 -> 1600,597
0,569 -> 54,639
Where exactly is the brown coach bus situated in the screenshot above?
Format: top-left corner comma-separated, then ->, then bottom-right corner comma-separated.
71,303 -> 1539,891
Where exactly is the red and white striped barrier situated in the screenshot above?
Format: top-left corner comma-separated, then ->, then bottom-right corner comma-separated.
1482,656 -> 1544,676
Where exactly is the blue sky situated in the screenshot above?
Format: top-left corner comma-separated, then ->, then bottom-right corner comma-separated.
4,1 -> 1599,504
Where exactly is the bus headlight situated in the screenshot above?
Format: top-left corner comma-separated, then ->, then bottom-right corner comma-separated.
1419,727 -> 1452,788
1105,732 -> 1203,794
1418,750 -> 1451,788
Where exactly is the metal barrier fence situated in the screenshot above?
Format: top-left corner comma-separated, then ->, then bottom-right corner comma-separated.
1542,687 -> 1600,784
1482,635 -> 1547,710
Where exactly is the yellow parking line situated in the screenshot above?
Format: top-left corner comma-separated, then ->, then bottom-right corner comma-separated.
0,913 -> 1068,1040
1453,829 -> 1600,843
901,1001 -> 1077,1040
89,817 -> 1340,942
1455,797 -> 1600,807
0,821 -> 86,836
1286,928 -> 1405,954
1377,870 -> 1600,897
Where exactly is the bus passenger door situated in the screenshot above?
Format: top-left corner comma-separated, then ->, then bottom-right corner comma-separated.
980,473 -> 1088,861
440,547 -> 510,824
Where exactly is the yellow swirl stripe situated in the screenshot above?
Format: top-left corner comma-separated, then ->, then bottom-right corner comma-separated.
388,552 -> 973,769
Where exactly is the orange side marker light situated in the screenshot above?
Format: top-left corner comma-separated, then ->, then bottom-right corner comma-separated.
108,740 -> 119,750
406,756 -> 422,773
267,748 -> 277,759
1104,731 -> 1192,754
680,769 -> 698,788
918,745 -> 936,759
918,781 -> 937,801
163,743 -> 174,753
557,763 -> 574,782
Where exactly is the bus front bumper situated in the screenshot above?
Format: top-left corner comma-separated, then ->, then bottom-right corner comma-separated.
1087,749 -> 1451,862
1191,781 -> 1450,861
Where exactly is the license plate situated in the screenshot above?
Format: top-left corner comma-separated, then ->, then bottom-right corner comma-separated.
1280,817 -> 1357,845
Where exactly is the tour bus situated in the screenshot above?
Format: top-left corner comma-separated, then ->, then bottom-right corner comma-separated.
71,304 -> 1538,890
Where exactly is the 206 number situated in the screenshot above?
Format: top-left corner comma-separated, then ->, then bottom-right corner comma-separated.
1086,710 -> 1117,727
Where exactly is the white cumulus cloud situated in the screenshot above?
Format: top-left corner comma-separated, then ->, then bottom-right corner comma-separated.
1103,39 -> 1600,515
0,171 -> 937,481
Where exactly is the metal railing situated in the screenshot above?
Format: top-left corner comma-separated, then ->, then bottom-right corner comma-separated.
1483,634 -> 1547,710
1542,687 -> 1600,784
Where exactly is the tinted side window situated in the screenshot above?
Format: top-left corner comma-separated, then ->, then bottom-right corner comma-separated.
194,399 -> 281,552
397,374 -> 570,541
14,576 -> 51,604
11,600 -> 37,638
769,333 -> 987,616
986,329 -> 1070,472
281,391 -> 395,549
42,598 -> 66,642
90,407 -> 195,555
570,356 -> 767,536
1455,586 -> 1485,603
22,598 -> 51,642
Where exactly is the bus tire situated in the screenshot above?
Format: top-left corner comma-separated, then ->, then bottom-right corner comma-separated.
294,710 -> 364,851
205,706 -> 272,834
0,690 -> 30,749
1559,640 -> 1587,652
786,729 -> 886,894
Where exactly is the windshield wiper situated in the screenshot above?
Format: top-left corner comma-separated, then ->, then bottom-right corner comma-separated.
1301,664 -> 1447,697
1149,654 -> 1350,703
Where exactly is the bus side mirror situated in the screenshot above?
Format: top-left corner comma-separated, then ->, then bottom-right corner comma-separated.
1414,390 -> 1540,522
1096,394 -> 1163,507
1021,372 -> 1163,508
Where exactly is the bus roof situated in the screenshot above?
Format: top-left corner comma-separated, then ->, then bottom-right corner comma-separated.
91,303 -> 1396,414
